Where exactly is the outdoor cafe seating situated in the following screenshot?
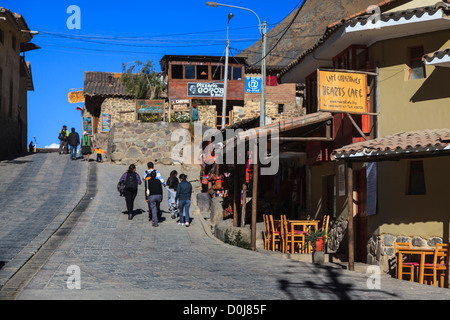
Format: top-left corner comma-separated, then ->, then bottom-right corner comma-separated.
263,214 -> 330,255
395,241 -> 449,288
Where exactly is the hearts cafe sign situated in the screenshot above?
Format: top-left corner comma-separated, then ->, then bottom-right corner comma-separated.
318,70 -> 368,114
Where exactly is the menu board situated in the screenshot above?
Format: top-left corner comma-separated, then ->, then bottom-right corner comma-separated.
82,117 -> 92,135
102,113 -> 111,132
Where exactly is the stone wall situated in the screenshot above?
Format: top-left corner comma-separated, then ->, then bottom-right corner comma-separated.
107,121 -> 192,165
197,105 -> 217,129
368,234 -> 447,275
233,83 -> 304,124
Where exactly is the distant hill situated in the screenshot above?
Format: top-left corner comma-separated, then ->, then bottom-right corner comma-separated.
238,0 -> 404,72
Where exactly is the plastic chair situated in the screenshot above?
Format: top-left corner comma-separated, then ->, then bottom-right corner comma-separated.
423,243 -> 449,288
394,242 -> 419,282
281,215 -> 305,254
268,215 -> 282,252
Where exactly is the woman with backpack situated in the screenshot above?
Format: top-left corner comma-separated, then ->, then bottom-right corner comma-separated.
119,164 -> 142,220
81,132 -> 93,162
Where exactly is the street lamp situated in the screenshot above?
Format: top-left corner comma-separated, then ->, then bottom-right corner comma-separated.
206,2 -> 267,127
220,12 -> 234,130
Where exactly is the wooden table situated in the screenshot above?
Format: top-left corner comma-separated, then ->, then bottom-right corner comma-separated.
288,220 -> 319,254
397,248 -> 435,284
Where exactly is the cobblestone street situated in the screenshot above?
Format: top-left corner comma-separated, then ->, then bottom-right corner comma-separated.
1,153 -> 450,302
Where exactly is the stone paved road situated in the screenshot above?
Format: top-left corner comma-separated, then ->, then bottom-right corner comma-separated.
1,153 -> 450,301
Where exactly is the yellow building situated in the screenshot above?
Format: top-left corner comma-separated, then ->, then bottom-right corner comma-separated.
0,7 -> 38,159
279,0 -> 450,271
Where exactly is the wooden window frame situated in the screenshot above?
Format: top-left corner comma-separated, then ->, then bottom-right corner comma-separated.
407,160 -> 426,195
408,46 -> 426,80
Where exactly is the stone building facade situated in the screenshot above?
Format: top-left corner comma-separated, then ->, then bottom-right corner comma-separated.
0,7 -> 37,159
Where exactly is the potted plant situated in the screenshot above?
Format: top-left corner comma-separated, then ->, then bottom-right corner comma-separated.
304,229 -> 327,265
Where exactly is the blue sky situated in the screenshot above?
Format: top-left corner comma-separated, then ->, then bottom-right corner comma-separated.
4,1 -> 302,148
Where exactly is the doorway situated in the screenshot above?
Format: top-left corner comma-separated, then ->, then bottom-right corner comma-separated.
355,168 -> 367,262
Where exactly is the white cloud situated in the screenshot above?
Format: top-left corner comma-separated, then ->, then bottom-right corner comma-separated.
45,143 -> 60,149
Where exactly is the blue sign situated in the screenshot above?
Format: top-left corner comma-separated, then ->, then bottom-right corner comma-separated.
245,77 -> 262,93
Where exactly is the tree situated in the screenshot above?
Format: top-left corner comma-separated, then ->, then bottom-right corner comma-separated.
121,60 -> 166,100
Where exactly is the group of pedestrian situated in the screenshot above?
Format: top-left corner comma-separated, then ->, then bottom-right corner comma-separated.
118,161 -> 192,228
58,125 -> 105,162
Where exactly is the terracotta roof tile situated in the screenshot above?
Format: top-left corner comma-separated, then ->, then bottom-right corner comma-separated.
332,129 -> 450,160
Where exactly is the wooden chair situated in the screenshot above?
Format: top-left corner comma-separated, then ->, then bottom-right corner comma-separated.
268,215 -> 282,252
423,243 -> 449,288
281,215 -> 305,254
394,242 -> 419,282
262,214 -> 270,250
321,215 -> 330,251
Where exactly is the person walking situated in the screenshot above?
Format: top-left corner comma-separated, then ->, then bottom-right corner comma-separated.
166,170 -> 179,219
119,164 -> 142,220
176,174 -> 192,227
68,128 -> 80,160
58,125 -> 69,155
145,171 -> 163,227
81,132 -> 92,162
142,162 -> 166,185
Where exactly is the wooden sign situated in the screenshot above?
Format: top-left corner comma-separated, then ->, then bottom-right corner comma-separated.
318,70 -> 367,114
68,91 -> 85,103
136,100 -> 164,114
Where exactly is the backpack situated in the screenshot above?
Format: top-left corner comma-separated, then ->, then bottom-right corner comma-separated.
125,172 -> 138,191
59,130 -> 66,141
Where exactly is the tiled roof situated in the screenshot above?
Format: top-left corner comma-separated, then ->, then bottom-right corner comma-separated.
279,1 -> 450,78
83,72 -> 133,98
332,129 -> 450,160
423,48 -> 450,63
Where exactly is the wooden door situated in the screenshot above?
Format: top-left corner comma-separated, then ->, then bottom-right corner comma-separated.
355,169 -> 367,263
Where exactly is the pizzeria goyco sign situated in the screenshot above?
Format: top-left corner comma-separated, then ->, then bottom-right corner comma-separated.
187,83 -> 224,98
318,70 -> 367,114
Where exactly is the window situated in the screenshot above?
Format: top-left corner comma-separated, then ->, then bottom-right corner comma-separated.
233,67 -> 242,80
0,68 -> 2,111
278,104 -> 284,114
211,65 -> 222,80
0,28 -> 4,45
409,46 -> 426,80
9,80 -> 13,118
197,65 -> 209,80
408,160 -> 426,195
185,66 -> 195,79
11,35 -> 16,51
171,65 -> 183,79
333,45 -> 368,71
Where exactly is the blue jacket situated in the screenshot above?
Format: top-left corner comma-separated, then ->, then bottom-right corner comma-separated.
176,180 -> 192,201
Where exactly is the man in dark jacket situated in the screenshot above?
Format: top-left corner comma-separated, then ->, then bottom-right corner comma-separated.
176,174 -> 192,227
146,171 -> 163,227
68,128 -> 80,160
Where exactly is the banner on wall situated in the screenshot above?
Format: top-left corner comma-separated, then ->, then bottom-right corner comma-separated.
245,77 -> 262,93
